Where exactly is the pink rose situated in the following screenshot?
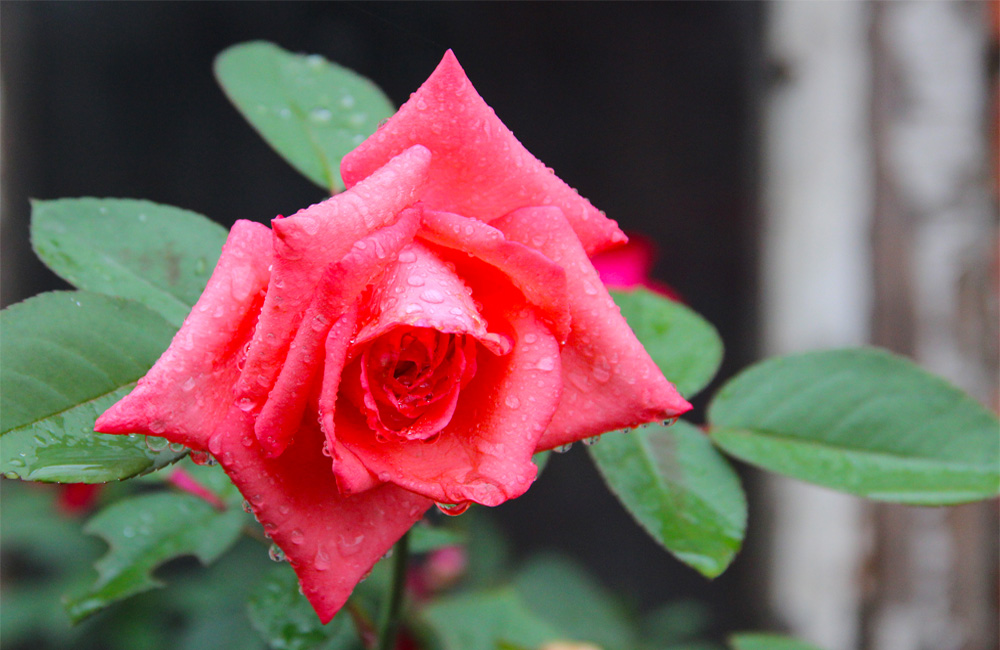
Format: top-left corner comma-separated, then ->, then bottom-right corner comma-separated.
95,51 -> 690,621
590,233 -> 682,301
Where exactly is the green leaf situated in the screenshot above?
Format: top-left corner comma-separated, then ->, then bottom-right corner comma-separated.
708,348 -> 1000,505
214,41 -> 395,194
31,198 -> 227,328
64,492 -> 246,623
409,522 -> 465,554
246,564 -> 361,650
640,599 -> 713,646
512,554 -> 638,650
419,588 -> 564,650
588,420 -> 746,578
729,633 -> 825,650
1,291 -> 184,483
611,288 -> 723,399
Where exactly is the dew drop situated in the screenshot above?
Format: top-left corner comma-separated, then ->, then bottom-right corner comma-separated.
290,529 -> 305,545
406,275 -> 425,287
504,395 -> 520,409
338,533 -> 365,556
309,107 -> 332,123
149,420 -> 166,434
435,502 -> 471,516
268,544 -> 287,562
583,436 -> 600,446
181,377 -> 197,392
145,436 -> 169,452
398,249 -> 417,263
523,333 -> 538,344
314,547 -> 332,571
190,451 -> 211,465
420,289 -> 445,304
242,499 -> 253,514
553,443 -> 573,454
536,357 -> 556,372
662,417 -> 678,427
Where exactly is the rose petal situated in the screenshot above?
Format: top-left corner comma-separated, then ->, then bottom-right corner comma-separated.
95,220 -> 272,449
253,209 -> 422,457
236,146 -> 432,413
493,207 -> 692,449
352,241 -> 508,355
419,209 -> 571,342
335,304 -> 561,506
206,406 -> 431,624
341,51 -> 626,256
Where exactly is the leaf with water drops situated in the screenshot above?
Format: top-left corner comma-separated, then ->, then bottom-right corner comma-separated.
729,633 -> 825,650
708,348 -> 1000,505
215,41 -> 396,194
610,288 -> 723,399
246,564 -> 362,650
588,420 -> 746,578
63,492 -> 245,623
1,291 -> 186,483
31,198 -> 227,328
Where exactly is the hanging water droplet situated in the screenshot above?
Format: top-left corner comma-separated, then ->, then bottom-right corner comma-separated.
242,499 -> 253,514
435,502 -> 471,516
662,417 -> 678,427
145,436 -> 169,452
583,436 -> 600,446
268,543 -> 286,562
190,451 -> 211,465
168,442 -> 185,453
553,443 -> 573,454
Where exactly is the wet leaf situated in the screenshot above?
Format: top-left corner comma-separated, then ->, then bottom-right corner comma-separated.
31,198 -> 226,328
215,41 -> 395,194
64,492 -> 245,623
420,588 -> 564,650
589,420 -> 746,578
1,291 -> 184,483
708,348 -> 1000,505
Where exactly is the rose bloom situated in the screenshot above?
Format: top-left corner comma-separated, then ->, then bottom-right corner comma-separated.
96,51 -> 690,621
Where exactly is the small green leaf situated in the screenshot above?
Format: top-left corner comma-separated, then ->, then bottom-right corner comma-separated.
64,492 -> 245,623
611,288 -> 723,399
215,41 -> 395,194
708,348 -> 1000,505
31,198 -> 227,327
588,420 -> 746,578
246,564 -> 361,650
729,633 -> 826,650
512,554 -> 637,650
1,291 -> 184,483
419,588 -> 564,650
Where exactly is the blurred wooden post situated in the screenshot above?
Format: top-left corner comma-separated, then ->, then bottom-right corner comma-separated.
760,2 -> 997,649
864,3 -> 998,650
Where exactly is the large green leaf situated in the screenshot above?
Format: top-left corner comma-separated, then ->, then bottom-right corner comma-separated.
419,588 -> 564,650
708,348 -> 1000,505
215,41 -> 395,194
611,288 -> 723,399
31,198 -> 227,328
729,633 -> 825,650
64,492 -> 246,623
512,554 -> 637,650
246,564 -> 361,650
589,420 -> 746,578
1,291 -> 184,483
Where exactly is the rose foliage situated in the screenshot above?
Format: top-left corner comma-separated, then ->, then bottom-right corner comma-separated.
95,51 -> 690,622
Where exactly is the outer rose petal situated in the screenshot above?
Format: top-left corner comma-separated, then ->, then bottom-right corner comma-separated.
493,207 -> 692,450
207,406 -> 431,624
335,304 -> 562,506
237,146 -> 432,413
95,220 -> 272,449
341,51 -> 626,256
254,209 -> 422,457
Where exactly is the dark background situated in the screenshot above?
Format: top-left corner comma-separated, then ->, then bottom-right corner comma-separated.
2,0 -> 766,635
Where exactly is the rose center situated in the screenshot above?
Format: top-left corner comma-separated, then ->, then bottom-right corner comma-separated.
358,327 -> 477,441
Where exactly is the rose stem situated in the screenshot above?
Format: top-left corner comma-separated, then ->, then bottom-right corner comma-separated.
376,530 -> 411,650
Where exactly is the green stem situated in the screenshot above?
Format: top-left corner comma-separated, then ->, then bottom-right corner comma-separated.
376,531 -> 410,650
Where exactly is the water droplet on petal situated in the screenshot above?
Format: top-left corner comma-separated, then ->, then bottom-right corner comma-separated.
242,499 -> 253,514
314,546 -> 332,571
436,502 -> 471,516
583,436 -> 600,446
420,289 -> 444,304
290,529 -> 305,545
553,443 -> 573,454
268,544 -> 286,562
662,417 -> 678,427
145,436 -> 169,452
505,395 -> 520,409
